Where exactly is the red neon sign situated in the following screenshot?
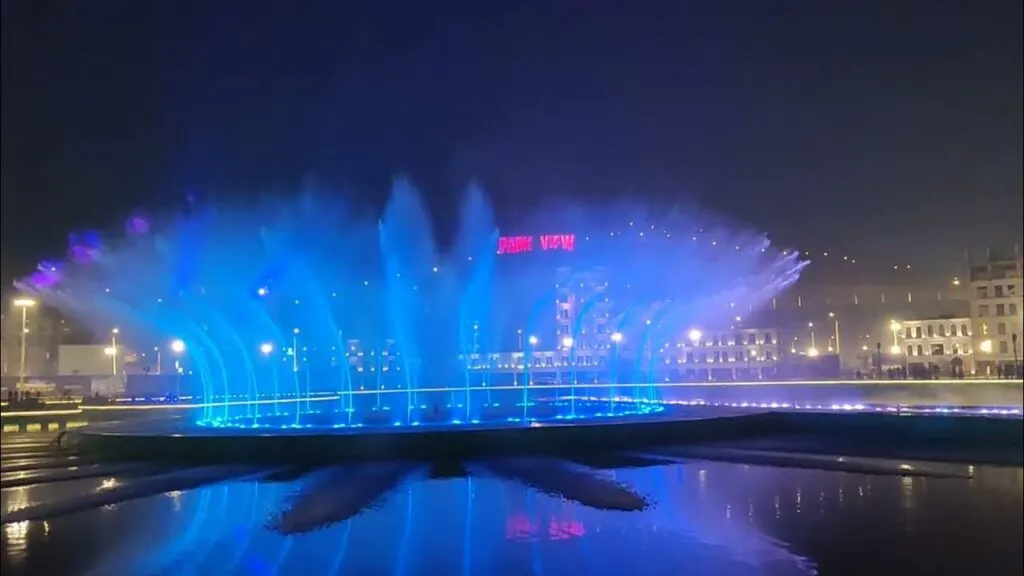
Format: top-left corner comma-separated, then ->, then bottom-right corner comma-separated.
498,234 -> 575,255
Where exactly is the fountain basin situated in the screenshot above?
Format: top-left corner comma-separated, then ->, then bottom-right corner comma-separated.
72,402 -> 1023,466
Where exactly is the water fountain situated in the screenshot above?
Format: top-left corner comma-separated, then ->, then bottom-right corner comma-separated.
14,179 -> 819,461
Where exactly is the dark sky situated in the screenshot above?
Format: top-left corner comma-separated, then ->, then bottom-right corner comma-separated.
2,0 -> 1021,278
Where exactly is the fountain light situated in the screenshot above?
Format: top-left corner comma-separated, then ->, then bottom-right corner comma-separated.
170,339 -> 186,354
257,287 -> 269,296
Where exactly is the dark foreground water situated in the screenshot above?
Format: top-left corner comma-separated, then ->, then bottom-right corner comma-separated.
2,435 -> 1021,576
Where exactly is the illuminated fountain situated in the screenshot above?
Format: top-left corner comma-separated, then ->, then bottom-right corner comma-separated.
15,181 -> 810,432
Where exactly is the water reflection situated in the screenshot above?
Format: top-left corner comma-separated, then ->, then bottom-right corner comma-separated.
1,461 -> 1020,575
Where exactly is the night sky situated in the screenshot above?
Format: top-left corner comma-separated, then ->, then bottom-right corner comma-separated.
2,0 -> 1021,280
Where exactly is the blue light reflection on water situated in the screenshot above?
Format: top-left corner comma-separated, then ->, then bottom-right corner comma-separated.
3,462 -> 1022,576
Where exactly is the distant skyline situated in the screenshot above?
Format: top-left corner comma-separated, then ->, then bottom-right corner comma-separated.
2,0 -> 1021,280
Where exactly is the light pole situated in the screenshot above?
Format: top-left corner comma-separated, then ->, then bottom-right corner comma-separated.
610,331 -> 624,388
109,328 -> 120,376
889,320 -> 901,352
13,298 -> 36,384
829,312 -> 840,356
1013,333 -> 1020,379
170,339 -> 186,396
807,322 -> 817,355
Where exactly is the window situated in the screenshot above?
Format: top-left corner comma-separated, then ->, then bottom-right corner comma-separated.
999,341 -> 1009,354
915,326 -> 923,338
938,324 -> 946,337
961,323 -> 970,336
747,333 -> 756,345
931,343 -> 945,356
977,286 -> 989,299
1010,303 -> 1018,316
917,345 -> 924,356
765,350 -> 774,361
905,327 -> 913,339
996,304 -> 1006,316
979,305 -> 990,317
995,285 -> 1005,297
950,324 -> 958,336
997,322 -> 1007,335
926,325 -> 934,338
764,332 -> 774,344
907,345 -> 914,356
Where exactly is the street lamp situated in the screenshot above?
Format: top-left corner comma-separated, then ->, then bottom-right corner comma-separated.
109,328 -> 120,376
687,329 -> 702,344
611,331 -> 624,344
561,336 -> 574,349
13,298 -> 36,384
829,312 -> 840,357
259,342 -> 274,356
807,322 -> 816,352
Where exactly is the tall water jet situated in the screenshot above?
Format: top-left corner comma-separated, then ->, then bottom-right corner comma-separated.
452,183 -> 500,419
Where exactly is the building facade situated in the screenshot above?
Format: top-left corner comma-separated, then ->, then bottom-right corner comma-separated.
968,251 -> 1023,376
896,317 -> 974,376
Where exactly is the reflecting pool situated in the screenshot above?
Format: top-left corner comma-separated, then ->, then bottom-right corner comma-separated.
2,434 -> 1021,575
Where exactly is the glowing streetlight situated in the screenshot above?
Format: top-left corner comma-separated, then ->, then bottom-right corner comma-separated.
13,298 -> 36,383
807,347 -> 820,357
257,287 -> 269,297
889,320 -> 901,352
528,335 -> 538,346
561,336 -> 574,349
611,332 -> 624,343
259,342 -> 274,355
889,345 -> 901,355
109,328 -> 120,375
687,329 -> 702,343
170,339 -> 186,354
828,312 -> 840,356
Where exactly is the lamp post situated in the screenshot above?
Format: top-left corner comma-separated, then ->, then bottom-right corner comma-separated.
807,322 -> 817,356
109,328 -> 120,376
829,312 -> 840,356
13,298 -> 36,384
527,335 -> 538,386
169,339 -> 185,396
1013,333 -> 1020,379
889,320 -> 902,353
611,331 -> 624,390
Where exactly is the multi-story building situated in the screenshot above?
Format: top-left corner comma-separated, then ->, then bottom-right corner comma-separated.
896,317 -> 974,376
968,249 -> 1023,376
